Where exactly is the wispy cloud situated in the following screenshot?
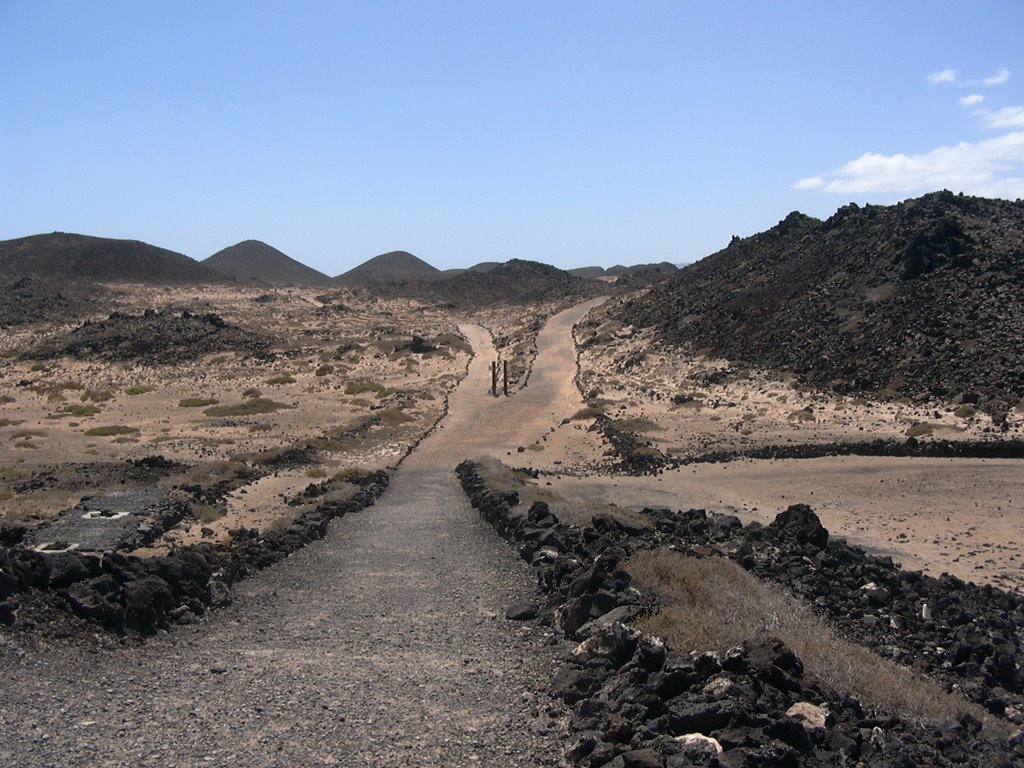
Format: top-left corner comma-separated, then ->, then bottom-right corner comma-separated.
793,176 -> 824,190
958,93 -> 984,108
983,68 -> 1011,86
981,106 -> 1024,129
793,132 -> 1024,199
927,69 -> 956,84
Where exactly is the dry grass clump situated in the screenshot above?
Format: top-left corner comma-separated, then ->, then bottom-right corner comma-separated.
265,374 -> 296,386
179,397 -> 219,408
345,380 -> 389,397
572,406 -> 605,420
203,398 -> 291,417
80,388 -> 115,403
63,404 -> 101,417
0,418 -> 24,427
375,408 -> 414,426
83,425 -> 139,437
125,385 -> 156,396
611,417 -> 663,433
627,549 -> 987,725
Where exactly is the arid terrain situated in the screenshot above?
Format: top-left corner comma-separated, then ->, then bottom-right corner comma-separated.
2,194 -> 1023,766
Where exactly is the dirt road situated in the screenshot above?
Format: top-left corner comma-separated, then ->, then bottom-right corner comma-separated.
0,300 -> 604,768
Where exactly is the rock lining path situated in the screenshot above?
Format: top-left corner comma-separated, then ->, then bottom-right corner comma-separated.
0,299 -> 604,768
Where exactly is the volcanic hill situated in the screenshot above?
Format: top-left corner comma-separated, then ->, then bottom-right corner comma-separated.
615,191 -> 1024,413
351,258 -> 607,308
203,240 -> 331,285
0,233 -> 226,285
334,250 -> 440,285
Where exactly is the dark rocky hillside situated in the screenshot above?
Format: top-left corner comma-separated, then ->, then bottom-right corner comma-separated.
0,277 -> 107,327
334,250 -> 440,284
203,240 -> 331,285
0,233 -> 227,285
27,310 -> 273,365
352,258 -> 607,308
616,192 -> 1024,413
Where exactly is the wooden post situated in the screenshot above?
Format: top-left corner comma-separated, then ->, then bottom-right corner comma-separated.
491,360 -> 498,396
503,360 -> 509,396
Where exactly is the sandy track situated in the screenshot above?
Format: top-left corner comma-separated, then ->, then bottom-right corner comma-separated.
0,302 -> 606,768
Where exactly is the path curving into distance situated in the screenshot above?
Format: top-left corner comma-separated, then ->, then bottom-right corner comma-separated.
0,298 -> 605,768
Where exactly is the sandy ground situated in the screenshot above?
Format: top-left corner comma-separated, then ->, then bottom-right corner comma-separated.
3,287 -> 1022,594
0,283 -> 560,550
515,303 -> 1024,593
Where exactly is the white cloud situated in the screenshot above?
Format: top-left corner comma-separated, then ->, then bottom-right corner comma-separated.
793,176 -> 825,190
927,69 -> 956,84
981,106 -> 1024,129
958,93 -> 984,108
795,131 -> 1024,199
983,68 -> 1011,86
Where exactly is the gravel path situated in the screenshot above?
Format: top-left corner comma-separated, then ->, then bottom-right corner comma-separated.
0,300 -> 604,768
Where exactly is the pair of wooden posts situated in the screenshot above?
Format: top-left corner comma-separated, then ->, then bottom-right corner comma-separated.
490,359 -> 509,397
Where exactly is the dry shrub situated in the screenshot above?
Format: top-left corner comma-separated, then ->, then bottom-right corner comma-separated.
627,549 -> 989,726
124,385 -> 155,396
612,417 -> 663,433
179,397 -> 219,408
572,406 -> 605,420
204,398 -> 290,417
81,388 -> 115,403
375,408 -> 414,426
266,374 -> 296,386
83,425 -> 138,437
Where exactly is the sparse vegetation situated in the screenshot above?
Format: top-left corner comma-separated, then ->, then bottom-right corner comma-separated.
80,389 -> 115,403
265,374 -> 296,386
204,398 -> 291,417
242,387 -> 262,398
571,406 -> 605,420
628,550 -> 986,724
611,417 -> 663,433
179,397 -> 220,408
954,404 -> 978,419
125,385 -> 156,395
83,425 -> 139,437
345,380 -> 388,397
314,364 -> 334,377
375,408 -> 414,426
63,404 -> 101,417
0,418 -> 23,427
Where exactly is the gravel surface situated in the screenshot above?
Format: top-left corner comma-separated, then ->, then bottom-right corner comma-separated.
0,301 -> 606,768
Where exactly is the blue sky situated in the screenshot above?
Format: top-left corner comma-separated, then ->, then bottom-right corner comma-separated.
2,2 -> 1022,274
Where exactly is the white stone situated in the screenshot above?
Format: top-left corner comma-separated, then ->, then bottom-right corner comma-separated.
786,702 -> 829,731
675,733 -> 723,755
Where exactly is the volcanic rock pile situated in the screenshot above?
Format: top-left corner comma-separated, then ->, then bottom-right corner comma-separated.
616,191 -> 1024,414
0,470 -> 387,636
26,309 -> 273,365
457,460 -> 1024,767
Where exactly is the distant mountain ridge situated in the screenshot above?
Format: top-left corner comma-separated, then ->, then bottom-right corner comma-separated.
615,191 -> 1024,412
203,240 -> 331,285
333,251 -> 440,284
0,232 -> 227,284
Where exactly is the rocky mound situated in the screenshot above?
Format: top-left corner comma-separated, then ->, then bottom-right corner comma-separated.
0,232 -> 227,284
334,250 -> 440,284
202,240 -> 332,285
0,277 -> 106,327
616,192 -> 1024,413
26,309 -> 273,365
355,258 -> 607,308
457,461 -> 1024,767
